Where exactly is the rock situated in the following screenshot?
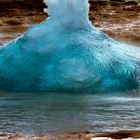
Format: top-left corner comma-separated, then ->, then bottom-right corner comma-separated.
5,20 -> 22,25
94,21 -> 100,27
91,137 -> 112,140
123,5 -> 134,10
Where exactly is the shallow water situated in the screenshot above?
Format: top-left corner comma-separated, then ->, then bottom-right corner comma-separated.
0,91 -> 140,135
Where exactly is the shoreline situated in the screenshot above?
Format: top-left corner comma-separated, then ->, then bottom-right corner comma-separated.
1,130 -> 140,140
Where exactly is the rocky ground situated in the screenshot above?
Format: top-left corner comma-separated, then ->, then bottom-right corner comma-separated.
90,0 -> 140,46
1,130 -> 140,140
0,0 -> 140,46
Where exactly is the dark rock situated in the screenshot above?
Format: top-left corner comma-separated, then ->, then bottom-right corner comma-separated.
5,20 -> 21,25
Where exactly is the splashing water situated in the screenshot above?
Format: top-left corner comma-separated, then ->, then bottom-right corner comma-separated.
0,0 -> 140,92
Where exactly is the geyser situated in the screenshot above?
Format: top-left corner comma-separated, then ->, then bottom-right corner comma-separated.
0,0 -> 140,92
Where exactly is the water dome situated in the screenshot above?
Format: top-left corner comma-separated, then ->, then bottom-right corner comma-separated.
0,0 -> 140,92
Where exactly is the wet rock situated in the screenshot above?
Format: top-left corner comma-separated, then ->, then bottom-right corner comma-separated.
95,130 -> 140,139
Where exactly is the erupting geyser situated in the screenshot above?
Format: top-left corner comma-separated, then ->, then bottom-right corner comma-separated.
0,0 -> 140,92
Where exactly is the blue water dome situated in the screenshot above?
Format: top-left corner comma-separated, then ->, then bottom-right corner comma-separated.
0,0 -> 140,92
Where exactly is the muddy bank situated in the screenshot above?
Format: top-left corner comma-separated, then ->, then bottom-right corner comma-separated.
0,0 -> 140,45
1,130 -> 140,140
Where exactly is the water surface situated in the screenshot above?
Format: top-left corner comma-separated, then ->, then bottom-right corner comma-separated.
0,91 -> 140,135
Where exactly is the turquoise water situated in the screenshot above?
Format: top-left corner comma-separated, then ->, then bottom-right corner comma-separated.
0,0 -> 140,93
0,91 -> 140,135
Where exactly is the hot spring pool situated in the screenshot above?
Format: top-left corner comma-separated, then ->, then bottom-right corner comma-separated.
0,91 -> 140,135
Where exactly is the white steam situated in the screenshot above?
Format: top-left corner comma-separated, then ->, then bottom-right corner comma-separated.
43,0 -> 90,28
